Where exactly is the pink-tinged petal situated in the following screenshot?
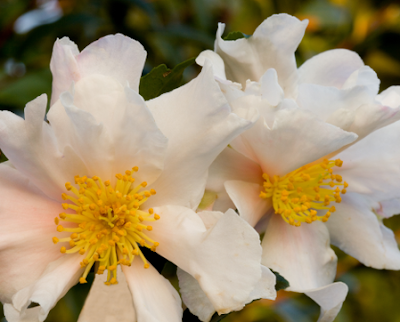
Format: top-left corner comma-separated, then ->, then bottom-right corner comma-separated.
47,76 -> 167,185
76,34 -> 146,93
261,215 -> 337,291
50,35 -> 146,105
0,95 -> 87,200
6,254 -> 83,322
231,106 -> 357,176
78,267 -> 136,322
206,147 -> 263,212
336,121 -> 400,201
376,85 -> 400,107
325,193 -> 400,269
121,259 -> 182,322
225,180 -> 271,227
177,265 -> 276,322
304,282 -> 348,322
196,50 -> 227,80
215,14 -> 308,95
298,49 -> 364,89
149,206 -> 263,314
146,62 -> 258,209
376,199 -> 400,218
0,162 -> 68,303
50,37 -> 80,105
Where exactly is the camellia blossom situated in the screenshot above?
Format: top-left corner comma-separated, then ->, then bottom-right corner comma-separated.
0,34 -> 276,322
194,13 -> 400,322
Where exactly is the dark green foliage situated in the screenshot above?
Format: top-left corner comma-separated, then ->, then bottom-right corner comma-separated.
222,31 -> 250,41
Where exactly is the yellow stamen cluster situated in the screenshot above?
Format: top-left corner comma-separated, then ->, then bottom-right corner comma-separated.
260,159 -> 348,227
53,167 -> 160,285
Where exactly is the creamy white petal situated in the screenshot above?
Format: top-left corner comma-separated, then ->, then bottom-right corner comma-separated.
3,305 -> 41,322
230,106 -> 358,176
225,180 -> 271,227
336,120 -> 400,201
205,147 -> 263,212
196,50 -> 227,80
50,34 -> 146,105
305,282 -> 348,322
298,49 -> 364,89
146,62 -> 258,209
215,14 -> 308,95
0,163 -> 64,303
7,254 -> 83,322
0,95 -> 87,200
376,199 -> 400,218
342,66 -> 380,95
78,267 -> 136,322
47,76 -> 167,185
325,193 -> 400,269
260,68 -> 284,106
149,206 -> 262,314
376,85 -> 400,107
261,215 -> 337,291
121,259 -> 182,322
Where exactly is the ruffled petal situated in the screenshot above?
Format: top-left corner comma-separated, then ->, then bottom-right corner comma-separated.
196,50 -> 227,80
230,105 -> 358,176
325,193 -> 400,269
50,34 -> 146,104
215,14 -> 308,95
149,206 -> 263,314
6,254 -> 83,322
298,49 -> 364,89
47,76 -> 168,185
78,267 -> 136,322
304,282 -> 348,322
205,147 -> 263,212
0,95 -> 87,200
376,198 -> 400,218
146,62 -> 258,209
342,66 -> 380,95
225,180 -> 271,227
336,120 -> 400,201
177,265 -> 276,322
0,162 -> 67,303
261,215 -> 337,291
121,259 -> 182,322
376,85 -> 400,107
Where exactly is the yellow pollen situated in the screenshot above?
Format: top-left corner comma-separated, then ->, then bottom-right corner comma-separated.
53,167 -> 159,285
260,159 -> 347,227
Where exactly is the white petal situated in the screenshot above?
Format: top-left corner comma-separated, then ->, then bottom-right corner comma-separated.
0,162 -> 65,303
7,254 -> 83,322
230,106 -> 358,176
336,120 -> 400,201
196,50 -> 227,80
298,49 -> 364,89
376,198 -> 400,218
206,147 -> 263,212
3,305 -> 41,322
376,86 -> 400,107
342,66 -> 380,95
260,68 -> 284,106
225,180 -> 271,227
146,62 -> 258,209
149,206 -> 263,314
261,215 -> 337,291
50,37 -> 80,105
177,265 -> 276,322
304,282 -> 348,322
326,193 -> 400,269
0,95 -> 87,200
78,266 -> 136,322
215,14 -> 308,95
121,259 -> 182,322
76,34 -> 146,93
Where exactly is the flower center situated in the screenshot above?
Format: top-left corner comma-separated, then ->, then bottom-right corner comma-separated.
52,167 -> 160,285
259,159 -> 348,227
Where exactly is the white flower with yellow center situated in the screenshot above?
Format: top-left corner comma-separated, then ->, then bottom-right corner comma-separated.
192,13 -> 400,322
0,34 -> 275,322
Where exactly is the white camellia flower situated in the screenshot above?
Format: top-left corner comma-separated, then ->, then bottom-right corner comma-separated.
194,13 -> 400,322
0,34 -> 277,322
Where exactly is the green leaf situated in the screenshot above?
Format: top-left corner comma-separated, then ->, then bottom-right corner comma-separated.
139,57 -> 195,101
271,269 -> 290,291
0,150 -> 8,163
222,31 -> 250,41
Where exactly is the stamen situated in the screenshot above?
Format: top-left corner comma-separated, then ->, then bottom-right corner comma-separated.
260,159 -> 346,227
54,167 -> 159,285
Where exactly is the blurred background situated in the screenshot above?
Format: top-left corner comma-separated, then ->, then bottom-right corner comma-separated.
1,0 -> 400,321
